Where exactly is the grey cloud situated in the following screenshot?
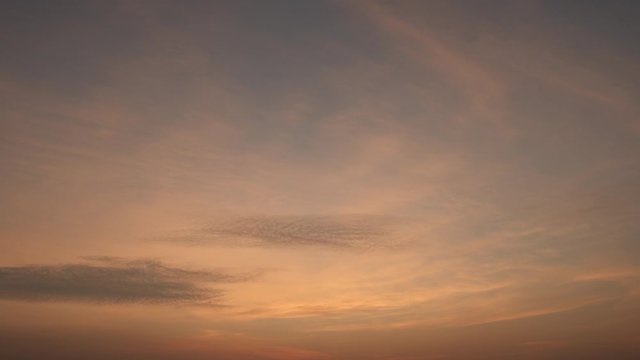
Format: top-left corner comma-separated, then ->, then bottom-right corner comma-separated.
0,257 -> 257,305
175,215 -> 395,249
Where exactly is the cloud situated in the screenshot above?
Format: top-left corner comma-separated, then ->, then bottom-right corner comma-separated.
354,0 -> 512,136
171,214 -> 399,249
0,257 -> 257,305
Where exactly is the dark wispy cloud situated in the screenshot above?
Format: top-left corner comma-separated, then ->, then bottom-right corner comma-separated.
172,215 -> 397,249
0,257 -> 257,305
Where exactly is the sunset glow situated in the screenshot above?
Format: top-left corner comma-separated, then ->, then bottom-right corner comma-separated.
1,1 -> 639,359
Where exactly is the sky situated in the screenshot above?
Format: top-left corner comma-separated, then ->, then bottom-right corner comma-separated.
1,0 -> 639,359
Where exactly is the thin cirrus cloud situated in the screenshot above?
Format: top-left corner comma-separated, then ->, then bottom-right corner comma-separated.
170,214 -> 401,250
0,257 -> 258,305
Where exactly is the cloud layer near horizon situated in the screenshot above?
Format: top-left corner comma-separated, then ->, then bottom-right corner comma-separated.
0,257 -> 257,305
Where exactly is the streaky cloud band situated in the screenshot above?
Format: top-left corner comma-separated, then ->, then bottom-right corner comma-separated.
0,257 -> 259,305
169,214 -> 401,250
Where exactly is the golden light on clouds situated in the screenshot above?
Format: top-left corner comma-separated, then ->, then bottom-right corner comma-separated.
1,1 -> 639,359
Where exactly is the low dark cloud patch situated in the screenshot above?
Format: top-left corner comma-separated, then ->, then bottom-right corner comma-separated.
173,215 -> 396,249
0,257 -> 257,305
